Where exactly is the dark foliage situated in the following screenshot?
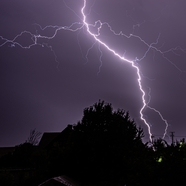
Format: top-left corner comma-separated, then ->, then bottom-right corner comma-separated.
53,100 -> 151,185
0,100 -> 186,186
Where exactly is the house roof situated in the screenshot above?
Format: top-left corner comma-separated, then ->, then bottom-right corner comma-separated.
39,175 -> 80,186
39,132 -> 60,148
38,125 -> 73,148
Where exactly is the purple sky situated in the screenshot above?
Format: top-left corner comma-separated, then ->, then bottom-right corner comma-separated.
1,0 -> 186,146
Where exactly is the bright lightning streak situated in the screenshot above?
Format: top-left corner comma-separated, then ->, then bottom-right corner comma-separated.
146,88 -> 169,139
2,0 -> 185,141
81,0 -> 154,141
80,0 -> 186,141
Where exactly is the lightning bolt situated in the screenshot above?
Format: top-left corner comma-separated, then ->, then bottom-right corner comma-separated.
146,88 -> 169,139
2,0 -> 186,142
80,0 -> 186,141
81,0 -> 160,142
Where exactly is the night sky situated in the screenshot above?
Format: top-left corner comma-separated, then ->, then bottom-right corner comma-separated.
1,0 -> 186,147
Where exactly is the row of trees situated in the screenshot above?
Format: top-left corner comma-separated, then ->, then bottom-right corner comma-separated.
0,100 -> 186,186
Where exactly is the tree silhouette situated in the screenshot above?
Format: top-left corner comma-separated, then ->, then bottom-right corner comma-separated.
60,100 -> 149,185
5,101 -> 186,185
26,128 -> 42,145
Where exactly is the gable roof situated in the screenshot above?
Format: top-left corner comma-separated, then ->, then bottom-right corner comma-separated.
38,125 -> 73,148
39,175 -> 80,186
39,132 -> 60,148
